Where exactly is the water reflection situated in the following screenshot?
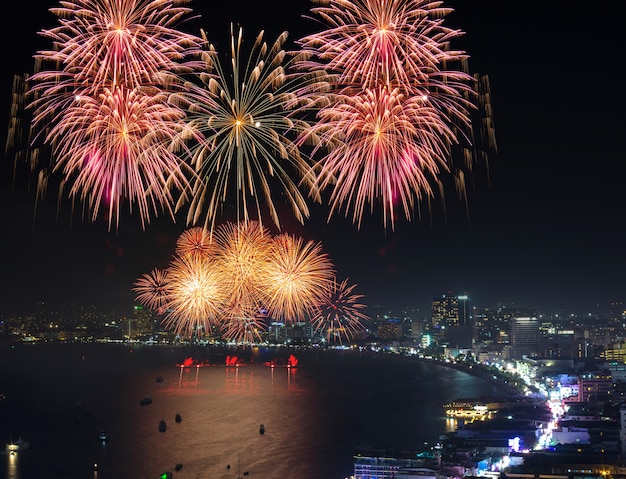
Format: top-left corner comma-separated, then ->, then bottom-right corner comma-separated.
177,365 -> 200,387
445,417 -> 459,433
7,451 -> 18,479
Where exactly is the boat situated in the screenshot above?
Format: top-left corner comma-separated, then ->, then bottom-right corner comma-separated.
156,376 -> 164,383
98,431 -> 109,442
175,464 -> 183,471
140,396 -> 153,405
259,424 -> 265,435
6,438 -> 30,452
159,420 -> 167,432
175,413 -> 182,423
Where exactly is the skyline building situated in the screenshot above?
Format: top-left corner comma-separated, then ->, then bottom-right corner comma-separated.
431,292 -> 473,348
509,316 -> 540,360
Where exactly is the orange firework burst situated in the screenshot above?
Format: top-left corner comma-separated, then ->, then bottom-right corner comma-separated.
175,226 -> 215,260
134,222 -> 360,344
311,277 -> 369,345
160,253 -> 224,338
264,233 -> 335,322
211,221 -> 274,312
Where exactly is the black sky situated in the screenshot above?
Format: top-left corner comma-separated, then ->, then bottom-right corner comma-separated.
0,0 -> 624,317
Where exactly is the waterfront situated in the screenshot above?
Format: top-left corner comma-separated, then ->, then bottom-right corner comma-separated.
0,343 -> 511,479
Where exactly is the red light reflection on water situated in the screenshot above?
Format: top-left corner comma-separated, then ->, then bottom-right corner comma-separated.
263,354 -> 299,368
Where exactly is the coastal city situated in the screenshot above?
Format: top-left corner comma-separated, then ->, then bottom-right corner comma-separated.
3,292 -> 626,479
0,0 -> 622,476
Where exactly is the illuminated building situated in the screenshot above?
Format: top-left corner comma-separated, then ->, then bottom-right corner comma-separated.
431,292 -> 459,329
431,292 -> 473,348
353,454 -> 438,479
604,343 -> 626,363
443,399 -> 497,419
377,318 -> 402,341
576,373 -> 612,403
509,316 -> 539,360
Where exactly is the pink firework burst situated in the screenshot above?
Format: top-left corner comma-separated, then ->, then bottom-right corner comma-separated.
295,0 -> 477,229
296,0 -> 472,94
30,0 -> 203,96
307,86 -> 458,229
45,85 -> 194,229
23,0 -> 204,228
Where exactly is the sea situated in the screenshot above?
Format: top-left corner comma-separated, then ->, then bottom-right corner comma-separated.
0,342 -> 510,479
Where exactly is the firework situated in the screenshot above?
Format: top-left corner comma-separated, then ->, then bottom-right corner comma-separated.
264,233 -> 335,322
211,220 -> 273,312
160,253 -> 224,338
135,222 -> 352,344
220,303 -> 268,344
43,85 -> 195,229
133,268 -> 169,314
296,0 -> 472,94
311,277 -> 369,344
295,0 -> 477,228
175,226 -> 215,260
23,0 -> 204,228
173,25 -> 317,232
30,0 -> 203,101
308,86 -> 459,229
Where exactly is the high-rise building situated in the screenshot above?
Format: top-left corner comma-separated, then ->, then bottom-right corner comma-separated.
431,292 -> 457,329
509,316 -> 540,360
431,292 -> 473,348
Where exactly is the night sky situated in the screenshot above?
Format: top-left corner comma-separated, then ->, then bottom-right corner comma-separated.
0,1 -> 623,317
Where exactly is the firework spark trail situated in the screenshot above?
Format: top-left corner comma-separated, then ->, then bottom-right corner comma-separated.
264,233 -> 335,321
311,277 -> 369,345
172,25 -> 319,233
295,0 -> 477,229
221,304 -> 268,344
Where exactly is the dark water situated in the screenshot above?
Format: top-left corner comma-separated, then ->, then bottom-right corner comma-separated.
0,343 -> 507,479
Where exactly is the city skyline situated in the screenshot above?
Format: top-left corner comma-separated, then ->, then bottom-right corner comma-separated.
0,0 -> 624,317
